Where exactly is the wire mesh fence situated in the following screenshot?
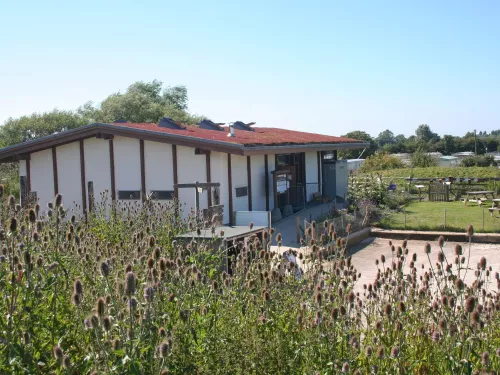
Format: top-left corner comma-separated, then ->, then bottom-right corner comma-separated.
380,205 -> 500,233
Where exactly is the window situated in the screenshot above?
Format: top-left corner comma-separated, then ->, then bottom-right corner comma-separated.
118,190 -> 141,200
235,186 -> 248,197
277,154 -> 292,166
150,190 -> 174,200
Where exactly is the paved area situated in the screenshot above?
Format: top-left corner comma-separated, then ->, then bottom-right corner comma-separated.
272,237 -> 500,294
272,201 -> 337,247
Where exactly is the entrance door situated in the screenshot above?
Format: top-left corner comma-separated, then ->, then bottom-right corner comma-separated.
322,163 -> 336,200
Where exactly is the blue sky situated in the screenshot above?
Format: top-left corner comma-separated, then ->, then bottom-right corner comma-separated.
0,0 -> 498,137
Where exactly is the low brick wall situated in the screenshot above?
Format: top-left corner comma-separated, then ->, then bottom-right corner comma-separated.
371,228 -> 500,244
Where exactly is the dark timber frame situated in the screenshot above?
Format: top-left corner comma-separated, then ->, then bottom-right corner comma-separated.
264,155 -> 269,211
247,156 -> 252,210
172,145 -> 178,199
52,147 -> 58,195
317,151 -> 322,196
79,140 -> 87,215
228,154 -> 233,225
206,152 -> 212,207
140,140 -> 146,199
109,139 -> 116,201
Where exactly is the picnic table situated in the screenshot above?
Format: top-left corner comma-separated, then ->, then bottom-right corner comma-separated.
463,191 -> 496,206
488,198 -> 500,216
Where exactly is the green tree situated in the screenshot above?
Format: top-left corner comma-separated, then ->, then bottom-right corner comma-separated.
442,135 -> 457,155
0,80 -> 201,148
359,152 -> 405,172
338,131 -> 377,160
415,124 -> 439,143
375,129 -> 395,147
410,150 -> 437,167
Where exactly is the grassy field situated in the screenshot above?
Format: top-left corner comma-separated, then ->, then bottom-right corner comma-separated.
358,166 -> 500,179
378,200 -> 500,232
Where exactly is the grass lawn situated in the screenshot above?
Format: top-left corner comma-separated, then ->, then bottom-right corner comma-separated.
377,200 -> 500,233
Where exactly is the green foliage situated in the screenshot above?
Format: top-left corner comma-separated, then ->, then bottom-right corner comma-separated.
338,131 -> 377,160
359,152 -> 405,172
360,166 -> 500,179
0,163 -> 20,197
0,197 -> 498,374
0,80 -> 202,148
460,155 -> 497,167
410,150 -> 437,168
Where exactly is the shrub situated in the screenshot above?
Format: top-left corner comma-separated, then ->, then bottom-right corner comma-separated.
360,152 -> 405,172
461,155 -> 497,167
410,150 -> 437,168
0,191 -> 498,374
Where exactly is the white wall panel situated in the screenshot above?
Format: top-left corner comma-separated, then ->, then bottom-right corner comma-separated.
305,151 -> 319,201
84,138 -> 111,206
56,143 -> 82,215
250,155 -> 267,211
114,136 -> 141,205
231,155 -> 248,213
30,148 -> 54,212
144,141 -> 174,192
210,151 -> 229,224
267,154 -> 275,210
176,146 -> 207,218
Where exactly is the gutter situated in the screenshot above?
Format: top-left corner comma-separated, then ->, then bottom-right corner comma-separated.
0,122 -> 369,161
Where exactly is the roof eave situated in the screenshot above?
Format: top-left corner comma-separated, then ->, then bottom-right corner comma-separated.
242,142 -> 370,156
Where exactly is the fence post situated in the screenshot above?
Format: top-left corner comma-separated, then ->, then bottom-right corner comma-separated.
482,208 -> 485,232
403,207 -> 406,230
444,209 -> 447,230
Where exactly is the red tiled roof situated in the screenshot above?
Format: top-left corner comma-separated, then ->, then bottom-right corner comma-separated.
110,122 -> 361,147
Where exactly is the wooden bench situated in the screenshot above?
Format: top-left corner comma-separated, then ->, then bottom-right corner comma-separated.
488,207 -> 500,216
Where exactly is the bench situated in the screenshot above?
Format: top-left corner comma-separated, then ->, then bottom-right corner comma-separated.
488,207 -> 500,216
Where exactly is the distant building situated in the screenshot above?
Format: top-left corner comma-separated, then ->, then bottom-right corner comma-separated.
347,159 -> 365,173
437,155 -> 459,168
452,152 -> 475,162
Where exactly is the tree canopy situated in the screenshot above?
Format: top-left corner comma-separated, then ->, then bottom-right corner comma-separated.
0,80 -> 202,147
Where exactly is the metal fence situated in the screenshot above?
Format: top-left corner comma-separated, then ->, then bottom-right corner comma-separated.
384,206 -> 500,233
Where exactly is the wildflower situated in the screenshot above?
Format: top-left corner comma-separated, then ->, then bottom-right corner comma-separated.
55,193 -> 63,207
455,279 -> 465,290
128,298 -> 138,311
9,218 -> 17,233
465,296 -> 476,313
147,257 -> 155,269
384,303 -> 392,317
365,346 -> 373,357
391,346 -> 400,358
471,310 -> 480,325
72,293 -> 81,306
431,330 -> 440,342
144,287 -> 154,302
53,345 -> 64,360
437,252 -> 445,263
377,346 -> 384,359
74,279 -> 83,295
103,316 -> 111,331
346,223 -> 352,234
158,342 -> 170,358
100,261 -> 110,277
149,236 -> 155,247
438,236 -> 445,247
479,257 -> 487,270
125,272 -> 136,295
113,339 -> 121,350
61,355 -> 71,369
454,244 -> 463,255
180,309 -> 189,322
341,362 -> 349,373
424,243 -> 431,254
28,209 -> 36,224
482,351 -> 489,366
467,224 -> 474,237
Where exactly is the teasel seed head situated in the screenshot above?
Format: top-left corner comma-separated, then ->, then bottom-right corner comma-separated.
125,272 -> 136,295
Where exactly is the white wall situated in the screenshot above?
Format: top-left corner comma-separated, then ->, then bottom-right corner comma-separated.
114,136 -> 141,204
30,148 -> 54,211
210,151 -> 229,224
84,138 -> 111,207
56,143 -> 83,216
250,155 -> 266,211
305,151 -> 319,201
176,145 -> 208,218
144,141 -> 174,197
267,154 -> 275,210
231,155 -> 249,213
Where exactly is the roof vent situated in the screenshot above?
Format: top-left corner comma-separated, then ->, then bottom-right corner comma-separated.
227,123 -> 235,137
114,119 -> 127,123
198,119 -> 224,131
232,121 -> 255,131
158,117 -> 184,130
